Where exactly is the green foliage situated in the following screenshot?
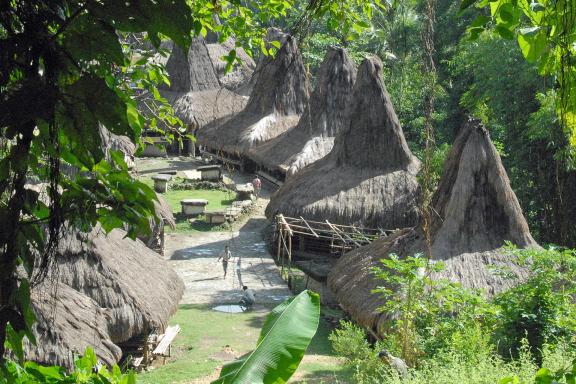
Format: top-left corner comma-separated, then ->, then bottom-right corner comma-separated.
1,347 -> 135,383
213,290 -> 320,384
371,254 -> 497,363
329,321 -> 391,383
461,0 -> 576,148
493,245 -> 576,363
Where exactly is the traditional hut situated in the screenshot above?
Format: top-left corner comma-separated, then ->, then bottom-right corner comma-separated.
54,227 -> 183,342
197,29 -> 310,159
206,38 -> 257,94
146,37 -> 249,156
248,47 -> 356,179
327,118 -> 539,334
23,226 -> 184,369
140,193 -> 176,255
27,281 -> 121,370
99,125 -> 136,169
265,56 -> 420,229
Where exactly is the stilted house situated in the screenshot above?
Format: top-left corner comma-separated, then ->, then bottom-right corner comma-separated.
266,56 -> 421,229
197,29 -> 310,164
248,47 -> 356,180
26,227 -> 184,370
327,118 -> 539,335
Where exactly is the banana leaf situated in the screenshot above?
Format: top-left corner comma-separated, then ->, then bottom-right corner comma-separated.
212,290 -> 320,384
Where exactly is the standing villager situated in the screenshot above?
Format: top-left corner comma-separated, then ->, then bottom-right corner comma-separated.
252,175 -> 262,198
236,256 -> 243,287
217,245 -> 233,278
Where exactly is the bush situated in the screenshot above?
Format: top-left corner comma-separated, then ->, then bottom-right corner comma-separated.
493,245 -> 576,363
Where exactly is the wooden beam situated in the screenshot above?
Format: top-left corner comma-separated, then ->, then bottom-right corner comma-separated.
326,220 -> 362,247
278,214 -> 293,236
300,216 -> 319,238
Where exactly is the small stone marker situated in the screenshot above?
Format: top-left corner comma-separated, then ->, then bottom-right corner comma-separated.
197,165 -> 222,181
205,211 -> 227,224
152,174 -> 172,193
180,199 -> 209,217
235,183 -> 254,201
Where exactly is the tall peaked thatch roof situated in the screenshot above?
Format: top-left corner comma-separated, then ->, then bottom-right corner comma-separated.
265,56 -> 420,229
27,282 -> 121,370
248,47 -> 356,177
158,36 -> 249,131
165,36 -> 220,92
207,39 -> 256,93
197,30 -> 310,156
55,227 -> 184,342
327,118 -> 538,334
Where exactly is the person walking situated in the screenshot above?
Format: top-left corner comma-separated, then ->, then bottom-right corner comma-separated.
252,175 -> 262,199
217,245 -> 232,278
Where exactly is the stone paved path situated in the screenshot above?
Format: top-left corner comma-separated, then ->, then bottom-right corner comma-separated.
144,157 -> 291,305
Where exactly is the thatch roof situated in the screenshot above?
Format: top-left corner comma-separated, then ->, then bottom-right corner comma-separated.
156,36 -> 249,132
99,125 -> 136,168
327,118 -> 538,334
55,227 -> 183,342
153,193 -> 176,230
265,56 -> 420,229
161,88 -> 248,130
27,281 -> 121,370
197,30 -> 310,156
248,47 -> 356,177
206,39 -> 256,93
164,36 -> 221,92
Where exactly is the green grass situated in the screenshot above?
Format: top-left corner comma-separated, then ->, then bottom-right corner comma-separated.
137,303 -> 350,384
137,304 -> 267,384
139,176 -> 236,234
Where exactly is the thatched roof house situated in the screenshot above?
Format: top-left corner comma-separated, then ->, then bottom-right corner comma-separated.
99,125 -> 136,169
206,39 -> 256,94
265,56 -> 420,229
27,282 -> 121,370
26,227 -> 184,369
157,37 -> 249,137
327,118 -> 538,334
142,193 -> 176,255
248,47 -> 356,178
197,30 -> 310,157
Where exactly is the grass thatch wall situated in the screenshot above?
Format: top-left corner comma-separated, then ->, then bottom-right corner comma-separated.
248,47 -> 357,177
265,56 -> 420,229
197,30 -> 310,156
327,118 -> 538,335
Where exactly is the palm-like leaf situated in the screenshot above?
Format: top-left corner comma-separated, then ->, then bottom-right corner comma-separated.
212,290 -> 320,384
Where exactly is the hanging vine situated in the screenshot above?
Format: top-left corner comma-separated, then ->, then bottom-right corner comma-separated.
421,0 -> 437,258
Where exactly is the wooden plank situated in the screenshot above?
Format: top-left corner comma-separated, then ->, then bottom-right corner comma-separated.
300,216 -> 319,238
351,225 -> 371,242
201,149 -> 242,166
132,356 -> 144,368
153,325 -> 181,356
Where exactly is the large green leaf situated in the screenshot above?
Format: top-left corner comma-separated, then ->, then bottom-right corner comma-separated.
213,290 -> 320,384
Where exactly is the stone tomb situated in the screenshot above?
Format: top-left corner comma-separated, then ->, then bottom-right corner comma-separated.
180,199 -> 209,217
198,165 -> 222,181
152,174 -> 172,193
235,183 -> 254,201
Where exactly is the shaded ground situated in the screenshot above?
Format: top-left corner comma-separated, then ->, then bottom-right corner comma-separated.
136,157 -> 350,383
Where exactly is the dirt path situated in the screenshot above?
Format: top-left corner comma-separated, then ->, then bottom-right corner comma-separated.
164,197 -> 292,305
